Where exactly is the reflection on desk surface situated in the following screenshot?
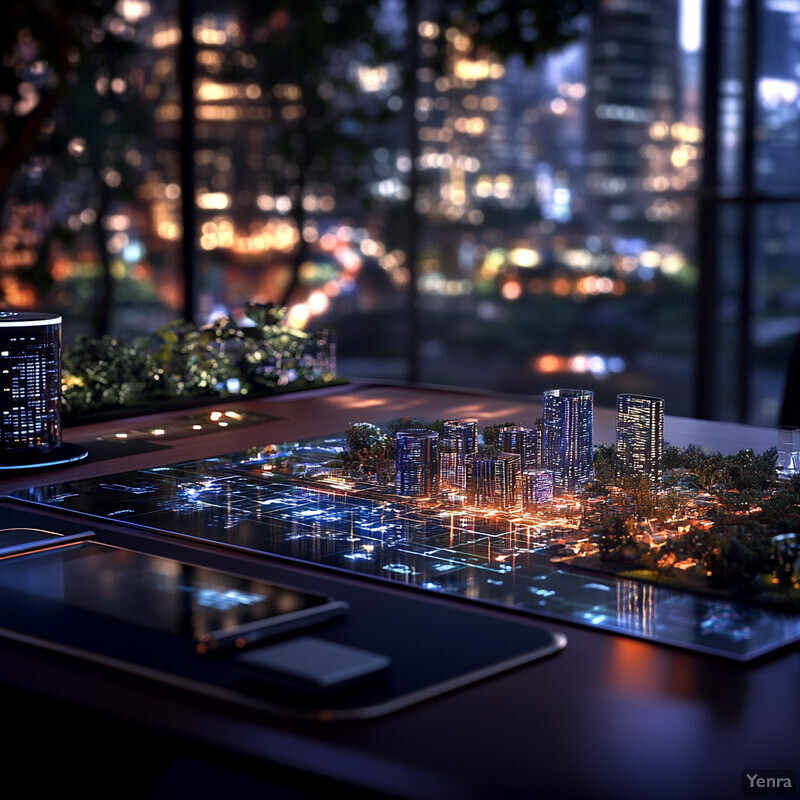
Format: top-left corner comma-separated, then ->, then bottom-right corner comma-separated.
14,433 -> 800,661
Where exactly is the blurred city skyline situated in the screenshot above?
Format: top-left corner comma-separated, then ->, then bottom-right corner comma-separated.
1,1 -> 799,426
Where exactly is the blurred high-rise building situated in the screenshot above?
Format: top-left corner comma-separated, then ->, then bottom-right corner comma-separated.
585,0 -> 691,238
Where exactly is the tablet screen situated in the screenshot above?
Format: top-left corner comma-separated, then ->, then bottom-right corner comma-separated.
0,542 -> 336,644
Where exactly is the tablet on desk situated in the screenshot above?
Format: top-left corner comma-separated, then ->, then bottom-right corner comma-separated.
0,540 -> 349,652
0,510 -> 567,722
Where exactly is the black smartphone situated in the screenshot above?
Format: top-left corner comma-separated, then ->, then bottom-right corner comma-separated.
0,540 -> 348,652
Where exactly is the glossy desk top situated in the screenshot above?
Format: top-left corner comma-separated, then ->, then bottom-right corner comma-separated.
0,383 -> 794,800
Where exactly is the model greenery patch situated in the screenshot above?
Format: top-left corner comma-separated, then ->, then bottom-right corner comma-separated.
61,303 -> 336,420
583,443 -> 800,609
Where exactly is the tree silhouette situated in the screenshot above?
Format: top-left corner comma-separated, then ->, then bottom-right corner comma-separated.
595,514 -> 635,562
0,2 -> 153,332
238,1 -> 393,308
619,472 -> 656,519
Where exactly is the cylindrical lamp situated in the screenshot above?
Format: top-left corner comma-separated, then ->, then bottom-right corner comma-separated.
0,311 -> 86,469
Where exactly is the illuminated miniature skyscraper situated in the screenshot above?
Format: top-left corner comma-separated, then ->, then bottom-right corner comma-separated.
499,425 -> 538,472
522,469 -> 554,508
0,312 -> 62,455
615,393 -> 664,484
465,452 -> 520,510
541,389 -> 594,493
465,453 -> 492,507
440,419 -> 478,490
494,453 -> 521,510
395,429 -> 439,498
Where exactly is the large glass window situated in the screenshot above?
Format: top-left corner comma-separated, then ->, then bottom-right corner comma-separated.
313,0 -> 701,417
2,0 -> 795,425
699,0 -> 800,425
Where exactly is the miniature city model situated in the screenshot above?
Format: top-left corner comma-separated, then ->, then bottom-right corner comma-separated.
334,389 -> 799,612
17,389 -> 800,659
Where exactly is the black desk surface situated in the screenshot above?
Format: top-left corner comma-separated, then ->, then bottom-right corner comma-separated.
1,384 -> 796,800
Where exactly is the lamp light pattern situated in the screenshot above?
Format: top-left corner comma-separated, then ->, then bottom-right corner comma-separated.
0,312 -> 62,455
